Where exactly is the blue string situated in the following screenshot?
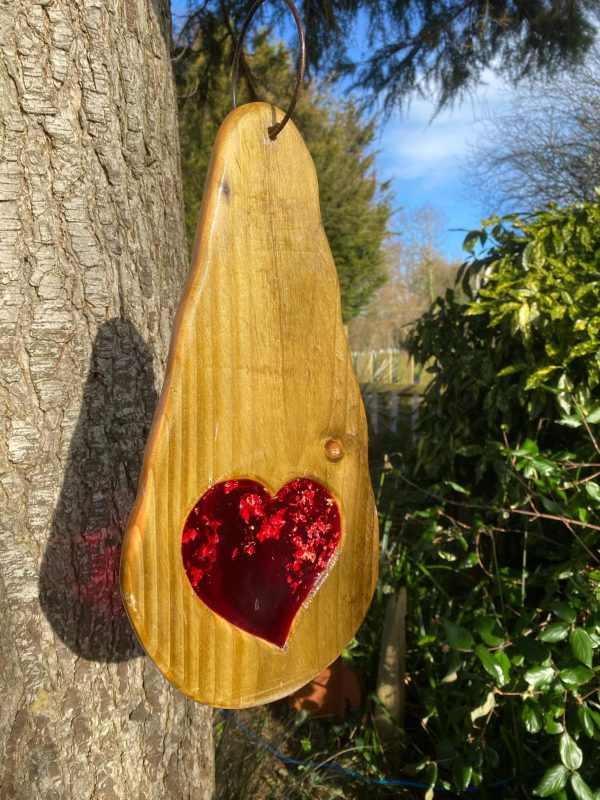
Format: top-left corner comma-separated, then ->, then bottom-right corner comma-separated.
219,710 -> 512,793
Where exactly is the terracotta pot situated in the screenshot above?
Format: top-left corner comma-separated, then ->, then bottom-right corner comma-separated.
290,658 -> 364,717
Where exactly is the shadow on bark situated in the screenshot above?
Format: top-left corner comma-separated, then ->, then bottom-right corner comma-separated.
40,318 -> 158,662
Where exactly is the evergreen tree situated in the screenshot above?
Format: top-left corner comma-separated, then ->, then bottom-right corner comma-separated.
176,0 -> 598,110
176,31 -> 392,320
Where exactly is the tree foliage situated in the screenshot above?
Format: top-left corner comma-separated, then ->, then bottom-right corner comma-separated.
467,48 -> 600,213
175,0 -> 598,109
371,204 -> 600,796
349,0 -> 598,110
175,30 -> 392,320
411,204 -> 600,483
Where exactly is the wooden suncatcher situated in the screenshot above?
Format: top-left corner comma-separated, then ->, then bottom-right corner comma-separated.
120,102 -> 378,708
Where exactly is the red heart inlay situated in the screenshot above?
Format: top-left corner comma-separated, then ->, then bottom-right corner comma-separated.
181,478 -> 341,647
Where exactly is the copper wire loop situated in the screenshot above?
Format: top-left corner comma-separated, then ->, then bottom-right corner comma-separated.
231,0 -> 306,140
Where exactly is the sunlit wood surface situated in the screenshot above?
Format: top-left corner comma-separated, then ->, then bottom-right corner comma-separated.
121,102 -> 378,708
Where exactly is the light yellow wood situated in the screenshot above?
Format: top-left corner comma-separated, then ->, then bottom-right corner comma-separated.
120,102 -> 379,708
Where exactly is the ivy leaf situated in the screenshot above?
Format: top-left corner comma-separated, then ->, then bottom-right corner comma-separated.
559,732 -> 583,770
578,705 -> 595,738
533,764 -> 569,796
552,601 -> 577,623
588,707 -> 600,730
525,665 -> 555,688
441,651 -> 462,683
558,415 -> 583,428
452,758 -> 472,791
586,407 -> 600,424
471,691 -> 496,723
540,622 -> 570,643
585,482 -> 600,503
522,699 -> 544,733
560,666 -> 594,687
444,621 -> 474,651
475,647 -> 500,681
516,637 -> 550,662
514,438 -> 539,456
570,629 -> 594,668
445,480 -> 469,495
494,650 -> 512,685
474,616 -> 505,647
475,645 -> 509,687
545,716 -> 564,735
570,772 -> 594,800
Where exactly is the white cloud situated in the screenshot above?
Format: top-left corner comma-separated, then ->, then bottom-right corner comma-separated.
377,70 -> 514,185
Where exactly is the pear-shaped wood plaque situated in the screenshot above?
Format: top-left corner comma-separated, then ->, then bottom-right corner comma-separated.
121,102 -> 378,708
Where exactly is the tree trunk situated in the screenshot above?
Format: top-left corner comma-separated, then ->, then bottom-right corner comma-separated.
0,1 -> 214,797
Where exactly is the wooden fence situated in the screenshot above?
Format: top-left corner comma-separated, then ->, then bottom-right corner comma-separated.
351,349 -> 425,442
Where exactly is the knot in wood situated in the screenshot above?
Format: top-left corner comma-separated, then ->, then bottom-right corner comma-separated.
324,439 -> 344,463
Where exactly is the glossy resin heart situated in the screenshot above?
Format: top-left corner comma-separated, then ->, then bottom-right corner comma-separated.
181,479 -> 341,647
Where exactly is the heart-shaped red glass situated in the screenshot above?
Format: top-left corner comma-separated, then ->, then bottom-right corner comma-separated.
181,478 -> 341,647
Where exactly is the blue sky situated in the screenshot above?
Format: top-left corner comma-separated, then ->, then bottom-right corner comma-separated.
170,1 -> 512,261
376,75 -> 511,259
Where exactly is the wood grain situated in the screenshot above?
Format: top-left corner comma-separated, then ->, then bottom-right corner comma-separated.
121,102 -> 379,708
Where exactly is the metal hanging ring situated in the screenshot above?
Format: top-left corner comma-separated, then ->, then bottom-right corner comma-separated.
231,0 -> 306,140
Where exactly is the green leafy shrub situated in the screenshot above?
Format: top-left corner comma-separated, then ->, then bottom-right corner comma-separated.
375,203 -> 600,797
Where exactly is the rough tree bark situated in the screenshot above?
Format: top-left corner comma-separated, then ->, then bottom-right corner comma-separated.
0,1 -> 214,797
